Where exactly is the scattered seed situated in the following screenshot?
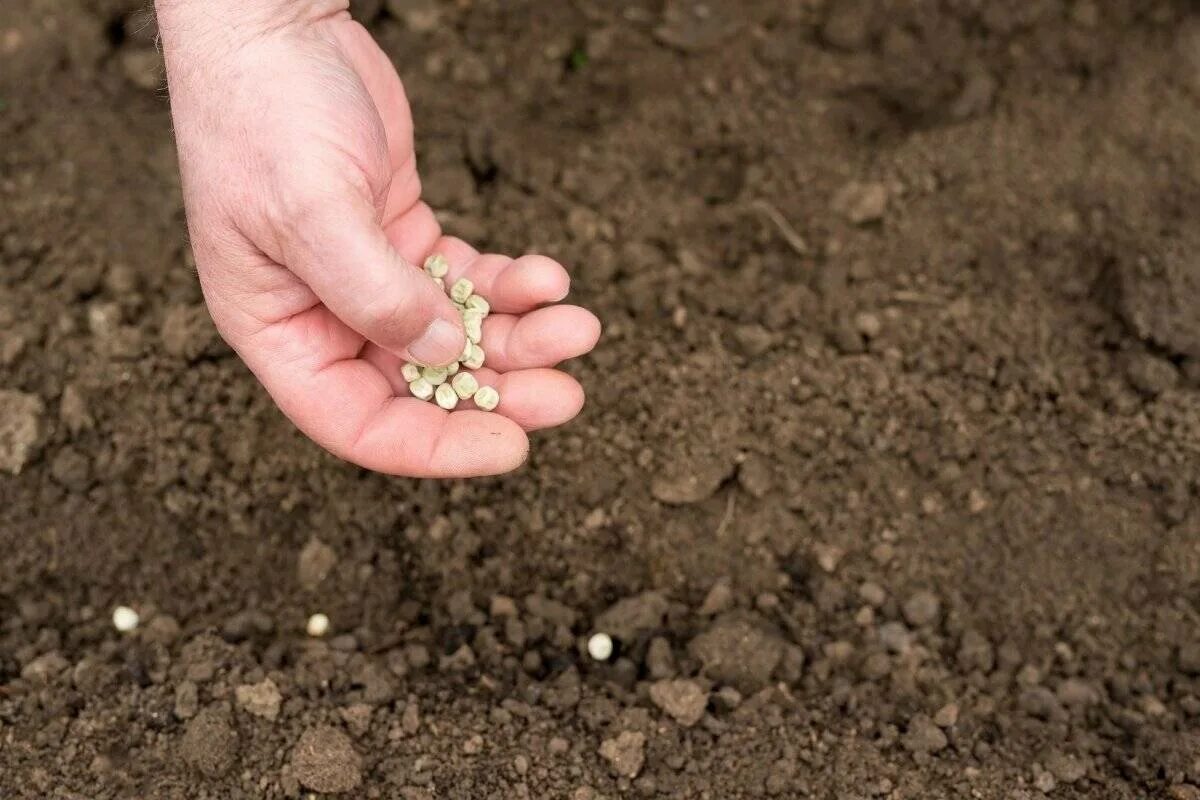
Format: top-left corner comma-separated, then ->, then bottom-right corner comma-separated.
588,632 -> 614,661
401,363 -> 421,382
474,385 -> 500,411
450,278 -> 474,304
112,605 -> 139,633
409,378 -> 434,400
306,613 -> 330,637
435,383 -> 459,410
451,372 -> 479,399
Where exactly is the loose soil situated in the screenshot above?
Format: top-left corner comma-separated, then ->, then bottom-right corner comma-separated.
3,1 -> 1200,798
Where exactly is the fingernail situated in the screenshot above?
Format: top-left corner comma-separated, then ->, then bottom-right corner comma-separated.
408,318 -> 464,367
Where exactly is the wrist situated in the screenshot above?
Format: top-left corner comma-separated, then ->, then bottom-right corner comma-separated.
154,0 -> 348,56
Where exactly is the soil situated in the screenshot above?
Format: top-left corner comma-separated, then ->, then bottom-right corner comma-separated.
2,0 -> 1200,798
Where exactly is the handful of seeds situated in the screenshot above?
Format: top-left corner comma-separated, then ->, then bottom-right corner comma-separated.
402,254 -> 500,412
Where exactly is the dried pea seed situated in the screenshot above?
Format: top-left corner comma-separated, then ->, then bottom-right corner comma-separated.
463,344 -> 485,370
409,377 -> 434,400
451,371 -> 479,399
435,383 -> 458,410
450,277 -> 474,304
465,295 -> 490,315
474,385 -> 500,411
464,315 -> 483,343
461,337 -> 474,362
401,363 -> 422,382
424,253 -> 449,278
422,366 -> 449,386
447,361 -> 459,376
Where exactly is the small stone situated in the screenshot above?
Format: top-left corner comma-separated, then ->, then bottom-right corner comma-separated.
1056,678 -> 1100,708
20,652 -> 69,683
1169,785 -> 1200,800
832,181 -> 888,225
933,702 -> 959,728
297,537 -> 337,589
1178,642 -> 1200,675
595,592 -> 668,641
688,612 -> 784,693
858,582 -> 886,607
649,679 -> 708,727
490,595 -> 518,618
180,706 -> 239,778
854,311 -> 882,339
339,704 -> 373,737
902,714 -> 948,754
878,621 -> 913,654
1018,687 -> 1063,720
1034,770 -> 1057,793
174,681 -> 199,719
698,581 -> 734,615
235,678 -> 282,721
291,726 -> 363,794
645,637 -> 677,679
650,458 -> 734,505
161,304 -> 220,362
598,731 -> 646,778
1126,352 -> 1179,397
1044,751 -> 1088,784
59,384 -> 93,435
901,590 -> 942,627
0,390 -> 43,475
120,47 -> 163,90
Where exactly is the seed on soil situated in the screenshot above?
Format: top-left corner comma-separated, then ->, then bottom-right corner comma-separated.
587,632 -> 614,661
450,278 -> 474,304
474,385 -> 500,411
435,383 -> 459,410
306,613 -> 330,637
451,372 -> 479,399
112,605 -> 139,632
409,378 -> 434,401
424,253 -> 449,278
401,363 -> 422,382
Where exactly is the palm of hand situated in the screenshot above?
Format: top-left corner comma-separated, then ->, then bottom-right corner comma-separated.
180,16 -> 599,477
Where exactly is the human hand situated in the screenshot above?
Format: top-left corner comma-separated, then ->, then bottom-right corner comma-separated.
156,0 -> 600,477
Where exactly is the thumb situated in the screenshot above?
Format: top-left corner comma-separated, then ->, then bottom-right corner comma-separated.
280,191 -> 465,366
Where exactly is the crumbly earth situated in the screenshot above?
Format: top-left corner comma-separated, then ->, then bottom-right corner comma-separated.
2,1 -> 1200,798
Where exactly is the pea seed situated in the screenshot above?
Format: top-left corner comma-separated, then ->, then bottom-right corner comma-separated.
409,377 -> 434,400
401,363 -> 421,382
451,371 -> 479,399
462,344 -> 485,370
465,295 -> 490,315
422,366 -> 449,386
435,383 -> 459,410
450,277 -> 474,304
424,253 -> 449,278
474,385 -> 500,411
464,315 -> 483,343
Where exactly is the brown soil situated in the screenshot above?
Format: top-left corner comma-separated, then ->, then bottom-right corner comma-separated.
3,1 -> 1200,797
